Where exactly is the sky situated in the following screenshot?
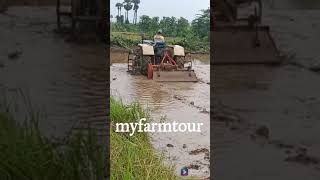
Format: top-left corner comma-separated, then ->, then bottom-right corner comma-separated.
110,0 -> 210,22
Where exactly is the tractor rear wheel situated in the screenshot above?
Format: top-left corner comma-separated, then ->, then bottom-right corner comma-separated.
140,55 -> 152,75
175,56 -> 185,69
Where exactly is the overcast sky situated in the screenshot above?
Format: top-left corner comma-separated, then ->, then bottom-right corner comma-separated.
110,0 -> 210,22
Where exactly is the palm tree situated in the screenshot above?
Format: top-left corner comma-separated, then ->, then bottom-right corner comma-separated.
115,2 -> 122,16
123,0 -> 133,24
132,0 -> 140,24
115,2 -> 124,23
119,3 -> 123,17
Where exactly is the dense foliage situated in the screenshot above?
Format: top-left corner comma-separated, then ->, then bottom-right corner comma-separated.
111,7 -> 210,52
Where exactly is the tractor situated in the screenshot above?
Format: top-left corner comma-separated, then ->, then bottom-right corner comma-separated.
128,37 -> 198,82
213,0 -> 281,64
56,0 -> 107,40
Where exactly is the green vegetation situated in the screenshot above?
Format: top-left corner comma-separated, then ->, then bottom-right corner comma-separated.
111,31 -> 209,53
110,97 -> 178,180
0,111 -> 105,179
111,32 -> 141,49
111,0 -> 210,53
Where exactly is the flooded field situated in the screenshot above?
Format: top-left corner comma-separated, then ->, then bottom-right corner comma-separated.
213,64 -> 320,179
212,0 -> 320,178
0,7 -> 107,138
111,51 -> 210,178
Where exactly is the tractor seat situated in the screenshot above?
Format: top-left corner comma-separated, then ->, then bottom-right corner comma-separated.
154,42 -> 166,48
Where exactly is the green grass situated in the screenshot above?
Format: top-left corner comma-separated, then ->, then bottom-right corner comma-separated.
110,31 -> 209,53
0,111 -> 105,180
110,97 -> 179,180
0,95 -> 186,179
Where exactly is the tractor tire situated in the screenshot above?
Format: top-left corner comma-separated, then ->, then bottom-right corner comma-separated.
131,46 -> 142,75
140,55 -> 152,76
175,56 -> 185,69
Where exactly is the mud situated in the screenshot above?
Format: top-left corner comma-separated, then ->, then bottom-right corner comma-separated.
213,1 -> 320,178
212,1 -> 320,178
269,0 -> 320,9
111,53 -> 210,177
213,63 -> 320,177
263,0 -> 320,69
0,7 -> 107,139
110,46 -> 129,64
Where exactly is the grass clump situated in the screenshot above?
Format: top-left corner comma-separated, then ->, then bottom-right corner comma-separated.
110,97 -> 178,180
0,112 -> 106,180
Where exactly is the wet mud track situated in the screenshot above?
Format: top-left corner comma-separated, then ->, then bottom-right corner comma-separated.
213,64 -> 320,179
212,2 -> 320,178
0,7 -> 107,139
111,59 -> 210,178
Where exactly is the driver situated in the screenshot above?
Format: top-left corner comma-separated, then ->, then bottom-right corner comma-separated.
154,30 -> 165,43
153,30 -> 166,65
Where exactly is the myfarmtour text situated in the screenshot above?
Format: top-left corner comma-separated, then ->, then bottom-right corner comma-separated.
115,118 -> 204,136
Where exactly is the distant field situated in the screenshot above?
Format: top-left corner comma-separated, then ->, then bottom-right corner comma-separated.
111,31 -> 183,42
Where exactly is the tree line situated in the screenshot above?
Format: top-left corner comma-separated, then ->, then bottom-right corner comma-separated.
112,8 -> 210,42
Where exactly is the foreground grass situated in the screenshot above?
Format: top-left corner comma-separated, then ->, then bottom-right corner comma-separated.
0,112 -> 105,180
110,97 -> 178,180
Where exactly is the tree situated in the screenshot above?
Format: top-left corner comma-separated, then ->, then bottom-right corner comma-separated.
191,8 -> 210,39
115,2 -> 122,17
177,17 -> 190,37
115,2 -> 124,23
123,0 -> 133,24
159,16 -> 177,36
117,15 -> 124,24
139,15 -> 151,33
132,0 -> 140,24
150,17 -> 160,34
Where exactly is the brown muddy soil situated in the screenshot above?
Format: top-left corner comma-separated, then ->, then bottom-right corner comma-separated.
110,47 -> 129,64
212,1 -> 320,179
213,64 -> 320,179
0,7 -> 107,139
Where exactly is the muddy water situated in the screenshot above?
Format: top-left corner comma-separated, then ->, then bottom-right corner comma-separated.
111,57 -> 210,178
213,64 -> 320,179
214,65 -> 278,93
212,1 -> 320,178
0,7 -> 107,139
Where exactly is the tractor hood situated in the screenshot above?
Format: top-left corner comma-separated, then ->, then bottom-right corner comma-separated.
138,44 -> 154,55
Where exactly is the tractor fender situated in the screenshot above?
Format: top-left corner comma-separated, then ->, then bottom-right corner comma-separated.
172,45 -> 185,56
138,44 -> 154,55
